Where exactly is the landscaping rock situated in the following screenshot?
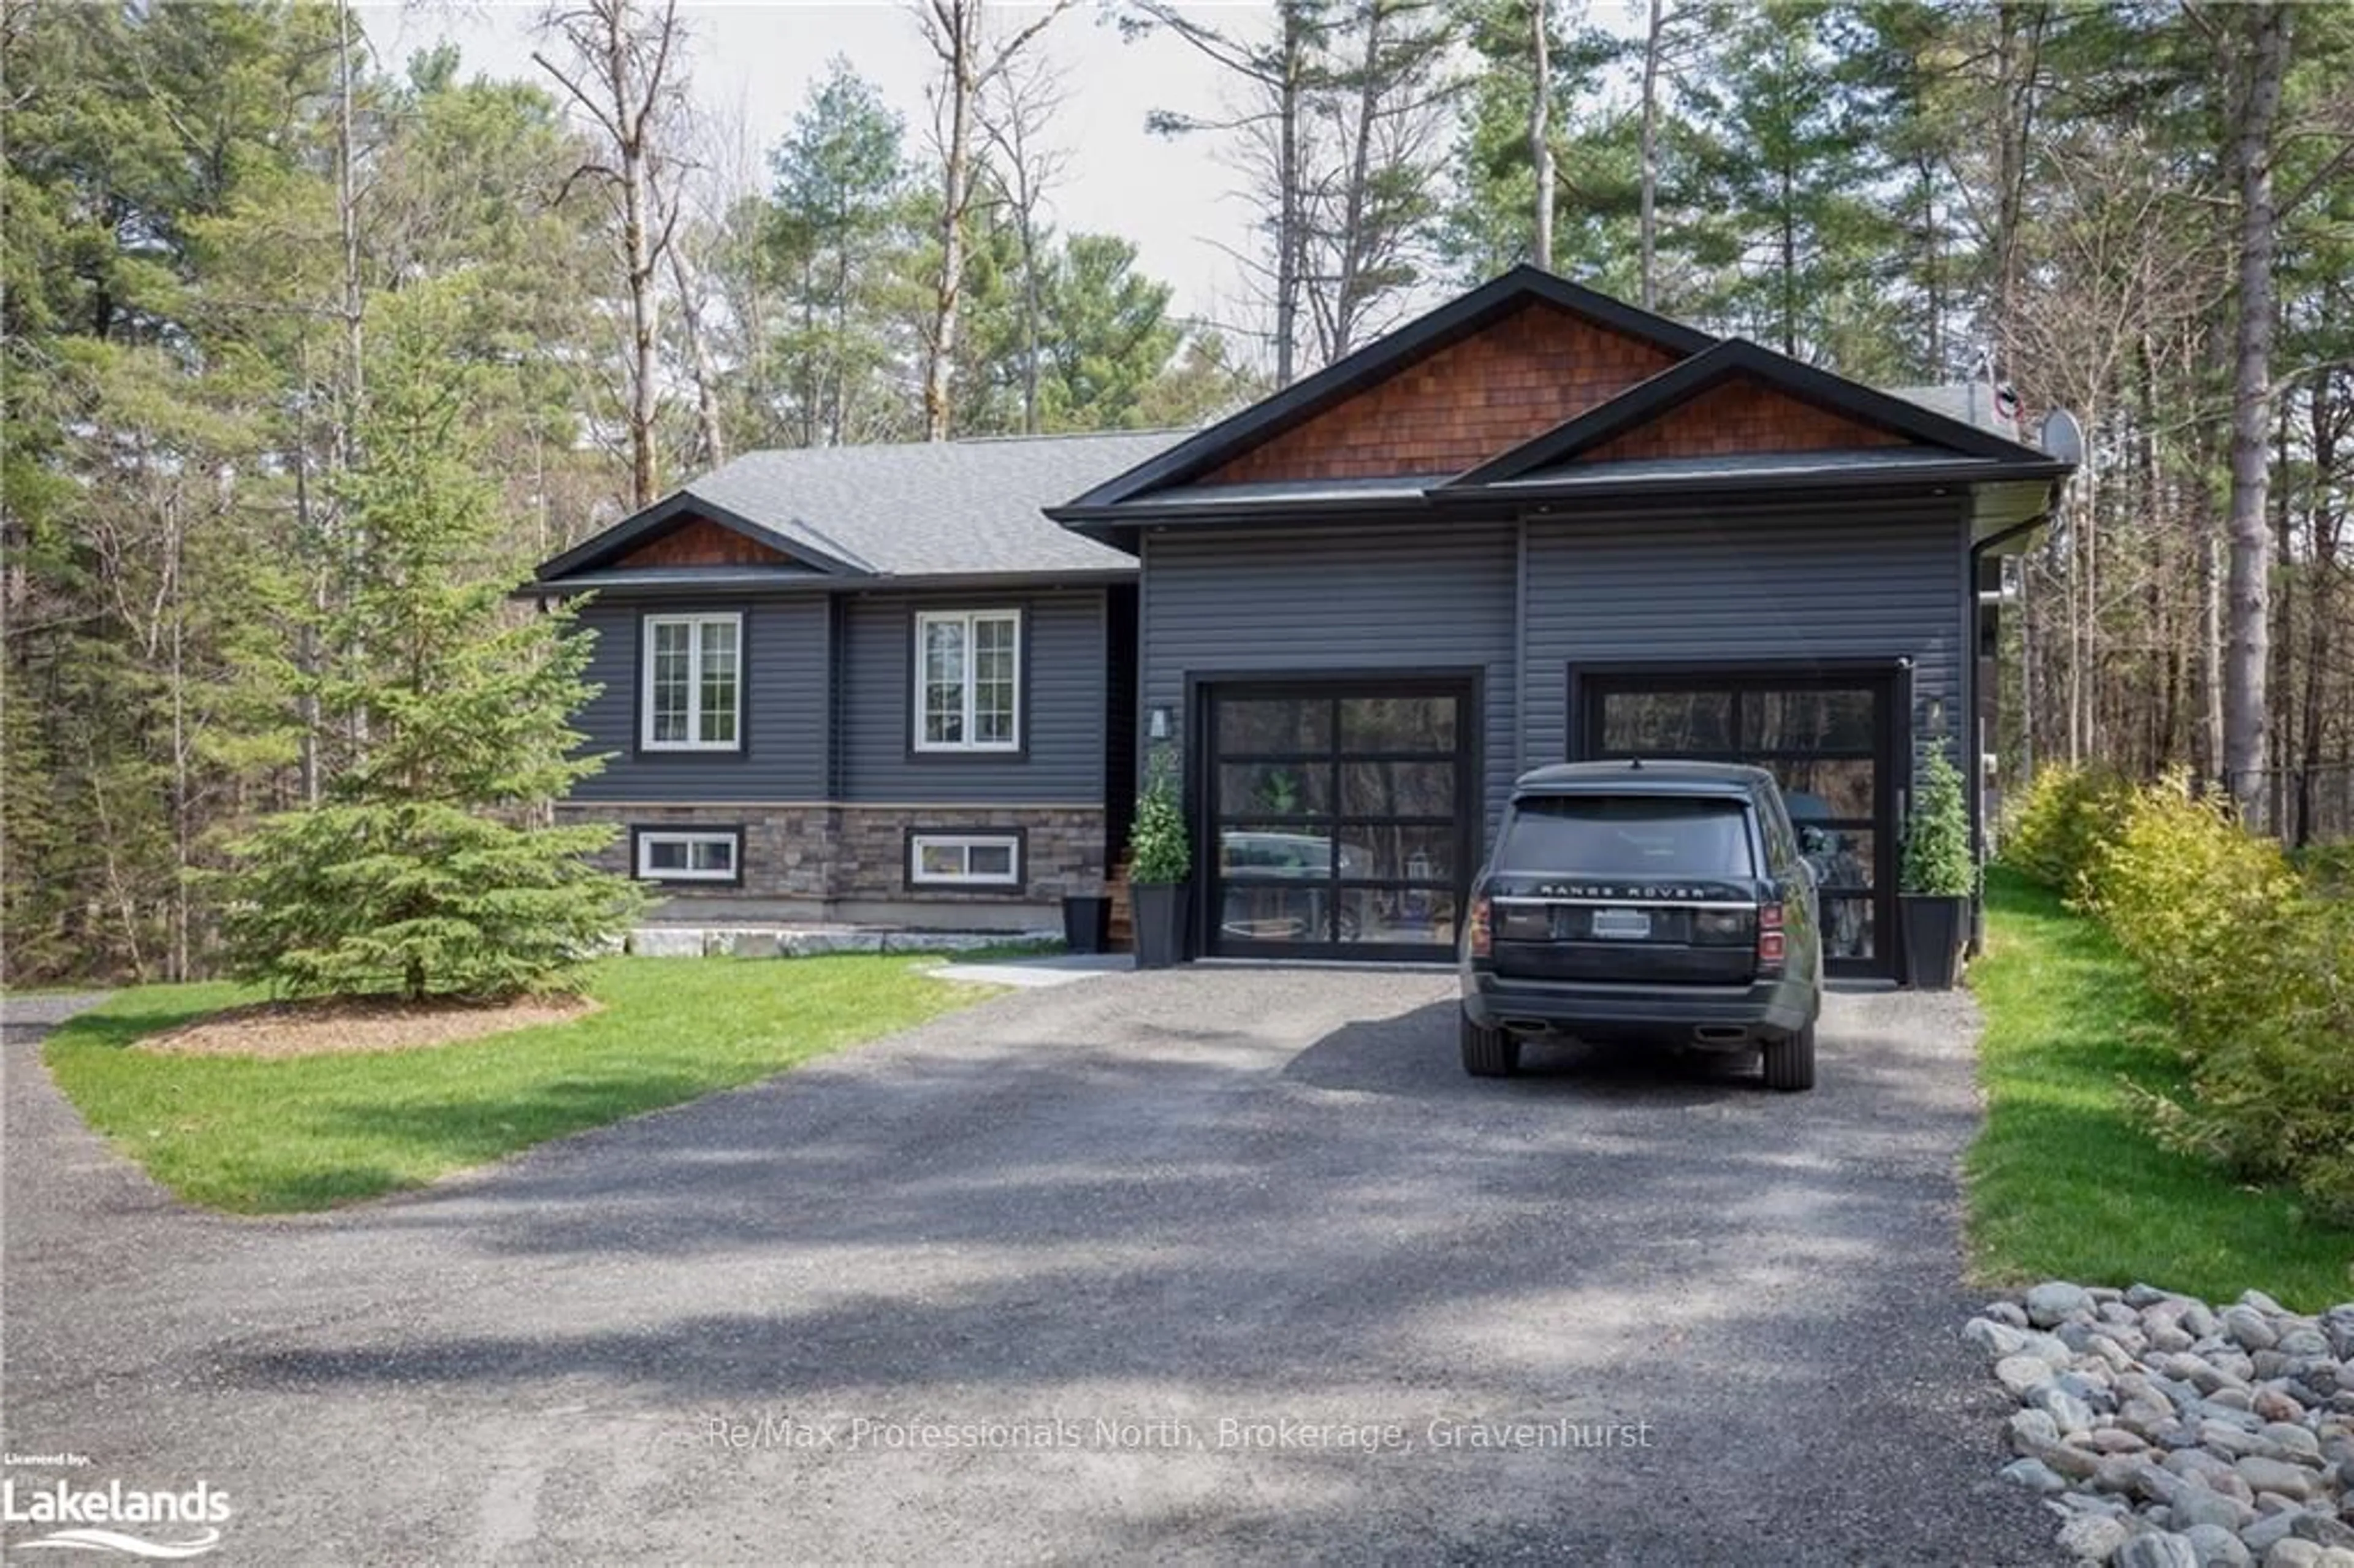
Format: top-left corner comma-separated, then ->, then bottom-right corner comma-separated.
2117,1532 -> 2203,1568
2227,1309 -> 2285,1353
2291,1515 -> 2354,1550
2242,1458 -> 2318,1501
2247,1513 -> 2306,1554
2032,1282 -> 2098,1326
2267,1426 -> 2325,1463
2013,1409 -> 2063,1451
2169,1485 -> 2253,1533
1971,1284 -> 2354,1568
2057,1512 -> 2133,1563
2002,1456 -> 2071,1495
1969,1317 -> 2035,1357
2041,1388 -> 2101,1434
627,927 -> 705,957
2000,1354 -> 2060,1398
2182,1523 -> 2252,1567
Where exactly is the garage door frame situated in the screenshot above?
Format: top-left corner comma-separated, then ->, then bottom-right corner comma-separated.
1186,668 -> 1484,963
1567,658 -> 1913,980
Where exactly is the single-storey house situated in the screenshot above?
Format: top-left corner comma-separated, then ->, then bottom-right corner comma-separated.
528,267 -> 2073,979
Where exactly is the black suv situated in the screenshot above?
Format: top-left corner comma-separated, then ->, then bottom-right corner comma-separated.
1459,761 -> 1824,1090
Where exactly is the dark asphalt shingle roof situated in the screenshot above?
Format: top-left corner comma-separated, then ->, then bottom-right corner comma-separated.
674,432 -> 1181,577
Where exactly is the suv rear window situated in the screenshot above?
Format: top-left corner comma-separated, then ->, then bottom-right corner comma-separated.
1499,796 -> 1755,877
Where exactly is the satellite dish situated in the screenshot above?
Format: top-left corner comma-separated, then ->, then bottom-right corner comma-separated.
2038,408 -> 2086,466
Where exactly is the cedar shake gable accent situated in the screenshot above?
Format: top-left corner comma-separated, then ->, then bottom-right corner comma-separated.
1051,265 -> 1716,512
1199,301 -> 1682,485
1577,375 -> 1907,462
1448,338 -> 2062,490
613,515 -> 800,569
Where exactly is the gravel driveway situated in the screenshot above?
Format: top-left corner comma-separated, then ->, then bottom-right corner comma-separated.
2,971 -> 2051,1564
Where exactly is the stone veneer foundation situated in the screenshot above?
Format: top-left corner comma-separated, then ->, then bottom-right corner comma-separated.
562,802 -> 1106,924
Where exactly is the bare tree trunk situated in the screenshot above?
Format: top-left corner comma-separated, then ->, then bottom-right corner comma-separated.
337,0 -> 364,460
536,0 -> 687,506
2223,0 -> 2288,826
916,0 -> 1073,438
980,56 -> 1067,436
1275,25 -> 1303,387
2269,397 -> 2294,829
336,0 -> 368,760
621,48 -> 662,497
667,240 -> 725,468
923,2 -> 976,443
2200,525 -> 2225,786
1639,0 -> 1663,307
167,496 -> 189,984
1330,0 -> 1387,358
1530,0 -> 1552,272
1989,3 -> 2048,387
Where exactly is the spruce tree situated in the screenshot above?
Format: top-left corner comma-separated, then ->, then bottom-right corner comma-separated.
219,282 -> 642,1001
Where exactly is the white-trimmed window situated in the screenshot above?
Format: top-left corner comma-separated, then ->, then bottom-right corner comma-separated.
915,609 -> 1021,752
635,828 -> 741,883
642,612 -> 742,751
909,832 -> 1022,888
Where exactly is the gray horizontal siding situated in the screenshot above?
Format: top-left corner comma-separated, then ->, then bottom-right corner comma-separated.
567,595 -> 830,802
1523,503 -> 1969,766
837,589 -> 1106,804
1141,523 -> 1520,842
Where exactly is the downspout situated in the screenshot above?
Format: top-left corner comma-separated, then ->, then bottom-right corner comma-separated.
1964,497 -> 2060,955
1512,517 -> 1529,804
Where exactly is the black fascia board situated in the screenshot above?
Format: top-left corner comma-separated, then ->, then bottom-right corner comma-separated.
1054,457 -> 2075,546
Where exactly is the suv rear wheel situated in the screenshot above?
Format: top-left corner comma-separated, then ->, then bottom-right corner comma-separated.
1762,1021 -> 1816,1092
1460,1013 -> 1521,1078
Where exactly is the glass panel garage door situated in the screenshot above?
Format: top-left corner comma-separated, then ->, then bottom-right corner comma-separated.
1207,680 -> 1475,961
1578,671 -> 1899,978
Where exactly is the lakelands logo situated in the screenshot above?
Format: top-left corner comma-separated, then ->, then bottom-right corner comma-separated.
2,1477 -> 231,1559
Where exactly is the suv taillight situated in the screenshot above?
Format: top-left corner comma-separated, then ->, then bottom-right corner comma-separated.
1468,895 -> 1493,959
1757,901 -> 1786,971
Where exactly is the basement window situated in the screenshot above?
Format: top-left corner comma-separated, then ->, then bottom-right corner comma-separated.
908,832 -> 1022,889
634,828 -> 742,885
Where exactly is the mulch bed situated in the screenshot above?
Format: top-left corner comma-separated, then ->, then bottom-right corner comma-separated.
138,994 -> 601,1059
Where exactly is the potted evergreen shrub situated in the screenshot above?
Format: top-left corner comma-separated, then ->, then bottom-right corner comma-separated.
1899,749 -> 1975,989
1127,745 -> 1192,970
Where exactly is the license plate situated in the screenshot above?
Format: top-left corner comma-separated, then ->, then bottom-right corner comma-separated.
1590,907 -> 1652,941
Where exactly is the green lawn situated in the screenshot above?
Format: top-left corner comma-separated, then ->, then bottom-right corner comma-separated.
1965,867 -> 2353,1311
42,956 -> 994,1214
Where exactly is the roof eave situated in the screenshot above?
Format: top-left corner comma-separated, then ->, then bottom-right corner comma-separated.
1053,459 -> 2073,539
1461,457 -> 2075,508
517,563 -> 1137,599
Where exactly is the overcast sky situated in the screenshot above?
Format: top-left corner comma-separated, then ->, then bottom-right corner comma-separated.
358,1 -> 1301,338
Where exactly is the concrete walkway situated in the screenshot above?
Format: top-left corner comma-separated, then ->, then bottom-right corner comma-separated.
2,972 -> 2052,1564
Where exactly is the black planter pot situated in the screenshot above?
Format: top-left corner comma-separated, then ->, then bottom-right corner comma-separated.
1061,894 -> 1110,954
1901,893 -> 1968,990
1132,883 -> 1189,970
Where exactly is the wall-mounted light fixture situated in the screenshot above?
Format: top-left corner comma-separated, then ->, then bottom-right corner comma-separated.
1924,696 -> 1946,734
1148,706 -> 1171,741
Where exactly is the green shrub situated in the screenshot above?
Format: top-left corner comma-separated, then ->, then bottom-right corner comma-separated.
2089,778 -> 2301,1040
2032,773 -> 2354,1225
1902,749 -> 1976,896
1128,744 -> 1191,885
2000,764 -> 2135,901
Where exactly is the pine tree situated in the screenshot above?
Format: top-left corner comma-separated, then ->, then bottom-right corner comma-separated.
218,283 -> 642,1001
